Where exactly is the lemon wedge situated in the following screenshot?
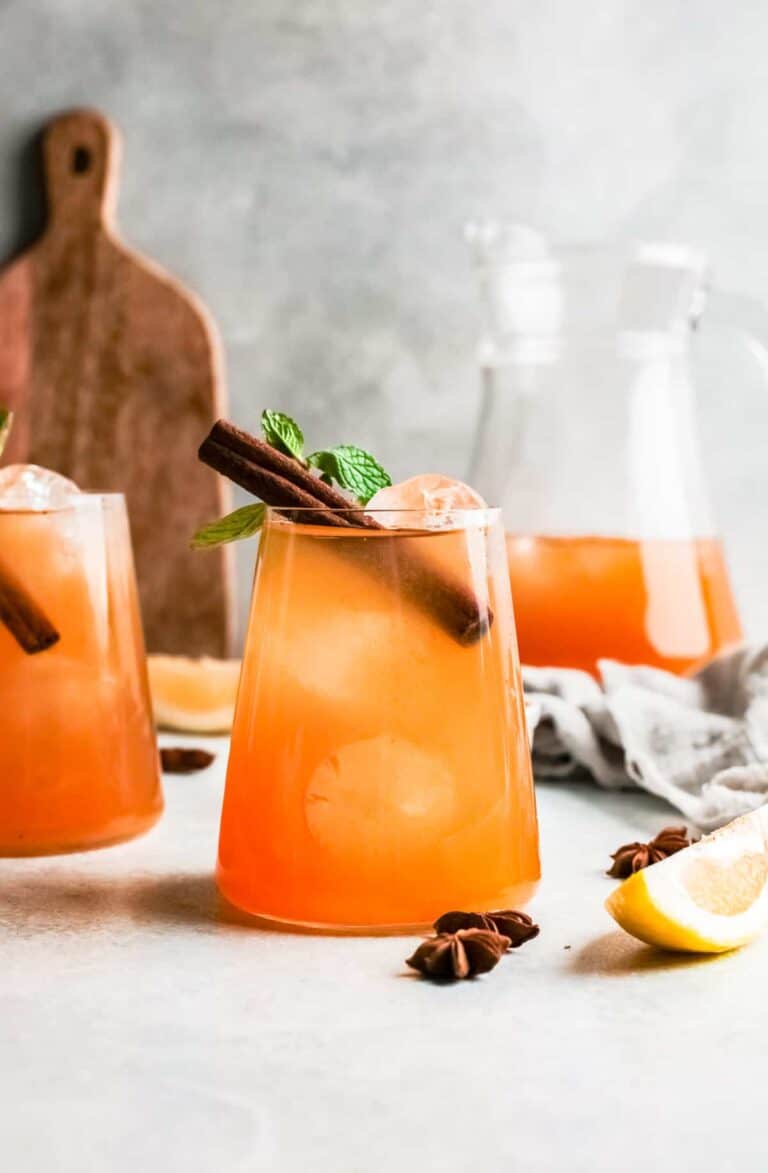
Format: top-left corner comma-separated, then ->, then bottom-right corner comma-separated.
605,805 -> 768,953
147,655 -> 241,733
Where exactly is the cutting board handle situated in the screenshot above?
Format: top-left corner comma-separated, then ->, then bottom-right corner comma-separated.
42,109 -> 120,232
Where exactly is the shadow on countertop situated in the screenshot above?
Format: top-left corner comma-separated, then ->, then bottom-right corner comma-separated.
569,929 -> 728,976
0,870 -> 250,937
0,870 -> 416,938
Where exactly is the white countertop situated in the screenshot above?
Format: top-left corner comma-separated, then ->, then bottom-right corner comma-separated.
1,738 -> 765,1173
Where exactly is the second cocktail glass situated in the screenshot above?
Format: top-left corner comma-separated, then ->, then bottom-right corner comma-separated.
217,506 -> 540,930
0,491 -> 162,854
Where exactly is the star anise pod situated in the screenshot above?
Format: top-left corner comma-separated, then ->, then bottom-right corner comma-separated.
160,747 -> 216,774
433,910 -> 496,935
433,908 -> 540,948
406,928 -> 508,980
607,825 -> 692,879
485,910 -> 540,947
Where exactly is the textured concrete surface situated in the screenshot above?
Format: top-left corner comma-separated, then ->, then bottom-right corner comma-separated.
1,738 -> 766,1172
1,2 -> 768,638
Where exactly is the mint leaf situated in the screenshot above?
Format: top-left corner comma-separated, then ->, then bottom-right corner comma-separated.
191,503 -> 266,549
261,410 -> 305,461
0,408 -> 13,461
308,446 -> 392,505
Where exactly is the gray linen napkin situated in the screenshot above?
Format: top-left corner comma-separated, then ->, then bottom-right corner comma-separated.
524,645 -> 768,831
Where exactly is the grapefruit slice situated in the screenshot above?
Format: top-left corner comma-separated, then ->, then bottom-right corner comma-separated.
147,654 -> 241,733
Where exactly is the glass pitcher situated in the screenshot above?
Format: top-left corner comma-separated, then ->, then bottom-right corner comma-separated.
467,224 -> 744,676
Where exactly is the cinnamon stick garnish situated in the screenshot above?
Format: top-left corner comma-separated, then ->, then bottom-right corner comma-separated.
199,422 -> 492,646
207,421 -> 379,528
200,436 -> 354,530
0,558 -> 60,654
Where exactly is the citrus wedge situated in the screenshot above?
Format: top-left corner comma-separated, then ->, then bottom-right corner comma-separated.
605,805 -> 768,953
147,654 -> 241,733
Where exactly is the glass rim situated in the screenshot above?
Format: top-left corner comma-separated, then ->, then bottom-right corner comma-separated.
265,504 -> 501,530
0,491 -> 125,516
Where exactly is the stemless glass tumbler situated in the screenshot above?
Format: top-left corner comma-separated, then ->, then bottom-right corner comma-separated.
0,494 -> 162,854
217,507 -> 540,930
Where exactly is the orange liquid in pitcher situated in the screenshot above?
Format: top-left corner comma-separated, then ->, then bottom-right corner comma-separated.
0,502 -> 162,855
218,519 -> 540,928
506,534 -> 743,676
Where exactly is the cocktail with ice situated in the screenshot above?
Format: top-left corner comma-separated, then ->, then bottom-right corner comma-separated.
219,509 -> 538,928
0,459 -> 162,854
198,414 -> 540,930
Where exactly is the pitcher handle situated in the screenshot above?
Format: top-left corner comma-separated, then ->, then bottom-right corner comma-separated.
705,288 -> 768,380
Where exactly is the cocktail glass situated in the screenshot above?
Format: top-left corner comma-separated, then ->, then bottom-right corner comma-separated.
217,506 -> 540,930
0,492 -> 162,854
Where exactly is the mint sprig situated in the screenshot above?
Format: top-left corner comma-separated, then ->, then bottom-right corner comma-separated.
260,410 -> 305,461
258,410 -> 391,503
192,409 -> 391,549
307,445 -> 391,505
0,408 -> 13,461
191,503 -> 266,549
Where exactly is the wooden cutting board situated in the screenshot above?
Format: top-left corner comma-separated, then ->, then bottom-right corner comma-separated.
0,108 -> 234,656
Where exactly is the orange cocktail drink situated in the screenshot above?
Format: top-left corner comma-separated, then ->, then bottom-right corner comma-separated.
0,494 -> 162,854
506,534 -> 742,676
218,507 -> 539,930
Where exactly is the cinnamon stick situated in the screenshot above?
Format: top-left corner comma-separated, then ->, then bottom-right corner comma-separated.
351,533 -> 492,646
199,422 -> 492,647
199,436 -> 354,529
0,559 -> 60,654
207,421 -> 380,529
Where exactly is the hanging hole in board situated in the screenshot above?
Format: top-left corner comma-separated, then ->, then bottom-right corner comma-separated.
72,146 -> 91,175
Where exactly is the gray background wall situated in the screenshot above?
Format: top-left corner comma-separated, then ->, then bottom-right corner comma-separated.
1,1 -> 767,643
